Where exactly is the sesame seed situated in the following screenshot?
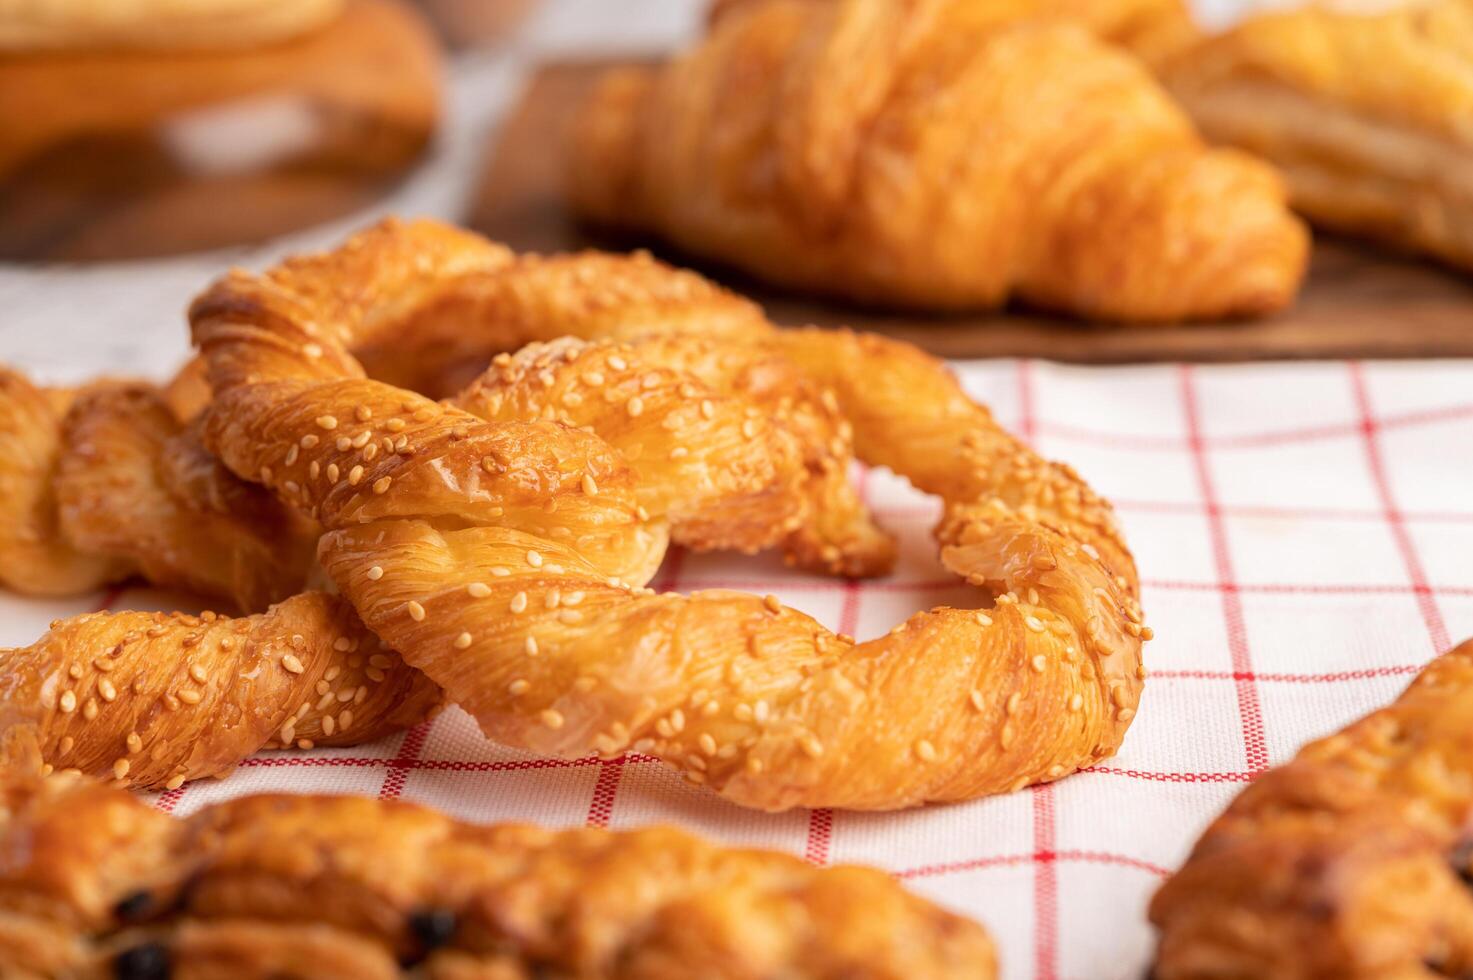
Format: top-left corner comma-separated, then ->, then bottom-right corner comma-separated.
297,739 -> 315,750
406,601 -> 426,621
83,700 -> 98,720
467,582 -> 491,597
1068,693 -> 1084,712
98,679 -> 117,702
189,664 -> 207,683
509,679 -> 530,696
526,550 -> 543,568
338,710 -> 353,731
763,594 -> 782,614
348,465 -> 364,486
971,690 -> 987,712
582,474 -> 599,496
373,476 -> 392,494
113,759 -> 130,780
585,371 -> 605,386
178,689 -> 202,705
510,592 -> 528,613
1140,626 -> 1155,641
699,733 -> 717,756
799,733 -> 825,758
1118,707 -> 1136,722
367,566 -> 383,581
316,415 -> 338,430
300,434 -> 319,449
742,420 -> 757,438
541,709 -> 565,730
753,700 -> 770,724
700,399 -> 715,419
336,436 -> 353,451
326,463 -> 340,482
285,445 -> 300,466
608,356 -> 628,371
1031,654 -> 1047,673
282,654 -> 305,674
165,774 -> 185,791
915,739 -> 938,762
454,632 -> 473,649
1025,615 -> 1045,633
59,690 -> 76,713
322,716 -> 336,736
558,609 -> 583,624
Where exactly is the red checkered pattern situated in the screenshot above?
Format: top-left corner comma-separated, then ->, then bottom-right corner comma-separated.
3,357 -> 1469,980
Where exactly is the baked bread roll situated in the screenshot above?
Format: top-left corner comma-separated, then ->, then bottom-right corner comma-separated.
1100,0 -> 1473,271
0,752 -> 997,978
1151,636 -> 1473,978
189,217 -> 1148,811
569,0 -> 1308,322
0,594 -> 438,790
0,0 -> 442,260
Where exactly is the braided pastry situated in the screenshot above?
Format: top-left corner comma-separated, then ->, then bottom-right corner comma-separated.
1151,637 -> 1473,978
568,0 -> 1308,322
189,217 -> 1147,812
0,593 -> 438,791
0,755 -> 997,979
0,369 -> 317,611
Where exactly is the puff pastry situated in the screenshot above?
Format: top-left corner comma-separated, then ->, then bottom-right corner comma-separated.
1151,636 -> 1473,978
0,593 -> 437,790
569,0 -> 1308,322
188,217 -> 1147,811
0,754 -> 997,978
0,370 -> 316,611
1104,0 -> 1473,271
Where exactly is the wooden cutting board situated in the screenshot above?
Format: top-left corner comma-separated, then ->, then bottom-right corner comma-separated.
471,59 -> 1473,363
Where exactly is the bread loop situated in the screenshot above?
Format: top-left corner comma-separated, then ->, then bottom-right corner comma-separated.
192,217 -> 1148,811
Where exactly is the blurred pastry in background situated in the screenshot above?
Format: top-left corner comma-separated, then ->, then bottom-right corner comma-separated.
1102,0 -> 1473,272
569,0 -> 1308,324
0,0 -> 442,261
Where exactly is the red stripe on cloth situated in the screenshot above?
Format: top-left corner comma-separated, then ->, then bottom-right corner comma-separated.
585,756 -> 626,828
1032,784 -> 1059,980
241,754 -> 630,772
898,848 -> 1171,881
1153,664 -> 1425,683
1347,363 -> 1452,654
1036,400 -> 1473,452
873,498 -> 1473,525
1180,366 -> 1269,775
377,720 -> 432,800
1085,767 -> 1254,784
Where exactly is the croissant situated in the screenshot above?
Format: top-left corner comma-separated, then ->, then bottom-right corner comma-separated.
0,369 -> 317,611
1097,0 -> 1473,271
187,217 -> 1147,812
0,592 -> 438,791
1151,636 -> 1473,978
568,0 -> 1308,322
0,754 -> 997,979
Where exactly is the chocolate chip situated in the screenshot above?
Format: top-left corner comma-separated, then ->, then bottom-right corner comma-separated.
113,890 -> 154,923
409,907 -> 457,949
114,943 -> 170,980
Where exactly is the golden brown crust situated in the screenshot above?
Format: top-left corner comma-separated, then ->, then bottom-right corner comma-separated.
0,0 -> 442,261
0,0 -> 346,52
0,763 -> 997,978
189,217 -> 1146,811
1109,0 -> 1473,271
1151,637 -> 1473,979
568,0 -> 1308,322
0,592 -> 439,791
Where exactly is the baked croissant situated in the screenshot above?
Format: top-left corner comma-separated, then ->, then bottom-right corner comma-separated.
0,754 -> 997,979
189,217 -> 1147,812
0,592 -> 438,791
1100,0 -> 1473,271
568,0 -> 1309,322
0,369 -> 317,611
1151,636 -> 1473,978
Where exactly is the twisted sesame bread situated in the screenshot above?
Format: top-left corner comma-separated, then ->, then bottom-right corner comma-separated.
1151,637 -> 1473,979
191,217 -> 1147,811
0,369 -> 317,612
0,593 -> 437,791
0,758 -> 997,979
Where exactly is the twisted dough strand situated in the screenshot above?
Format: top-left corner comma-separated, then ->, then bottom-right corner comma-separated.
191,218 -> 1146,811
0,369 -> 316,611
0,593 -> 437,791
0,759 -> 996,978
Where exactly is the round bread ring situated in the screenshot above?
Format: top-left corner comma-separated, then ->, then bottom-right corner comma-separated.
191,218 -> 1148,812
